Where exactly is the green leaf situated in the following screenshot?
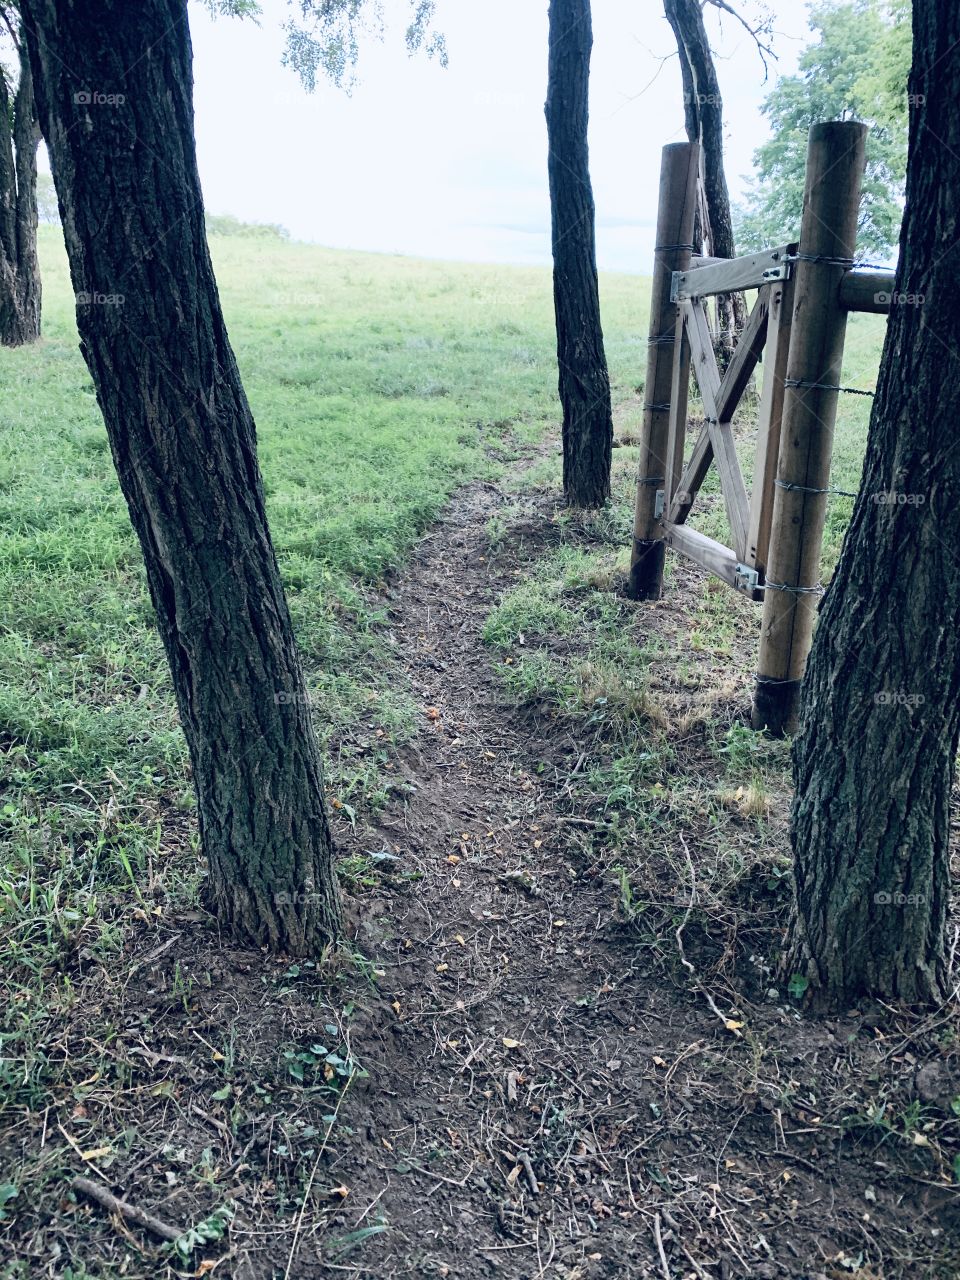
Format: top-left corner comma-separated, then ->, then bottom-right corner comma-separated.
787,974 -> 809,1000
0,1184 -> 18,1221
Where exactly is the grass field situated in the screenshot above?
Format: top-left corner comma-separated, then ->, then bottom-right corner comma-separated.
0,227 -> 896,1275
0,223 -> 885,1064
0,226 -> 651,1099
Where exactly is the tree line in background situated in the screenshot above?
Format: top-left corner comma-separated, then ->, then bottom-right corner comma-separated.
736,0 -> 910,260
5,0 -> 960,1011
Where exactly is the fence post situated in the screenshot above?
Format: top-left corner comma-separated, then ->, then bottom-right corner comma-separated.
626,141 -> 700,600
752,120 -> 868,735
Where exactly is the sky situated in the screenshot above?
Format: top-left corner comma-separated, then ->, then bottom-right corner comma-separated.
182,0 -> 812,273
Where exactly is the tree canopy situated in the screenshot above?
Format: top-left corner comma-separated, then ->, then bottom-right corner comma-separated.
283,0 -> 446,91
735,0 -> 910,259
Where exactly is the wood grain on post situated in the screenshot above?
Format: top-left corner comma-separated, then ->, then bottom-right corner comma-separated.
838,269 -> 896,314
626,141 -> 700,599
746,266 -> 796,575
752,121 -> 868,735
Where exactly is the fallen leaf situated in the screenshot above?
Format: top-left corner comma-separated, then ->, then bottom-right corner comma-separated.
446,854 -> 461,866
425,707 -> 440,720
725,1019 -> 745,1033
436,963 -> 449,973
502,1037 -> 522,1049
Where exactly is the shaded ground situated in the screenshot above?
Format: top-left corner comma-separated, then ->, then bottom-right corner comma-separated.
3,469 -> 960,1280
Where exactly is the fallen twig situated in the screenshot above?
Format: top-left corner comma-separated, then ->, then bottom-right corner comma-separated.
71,1176 -> 182,1244
653,1211 -> 671,1279
518,1150 -> 539,1196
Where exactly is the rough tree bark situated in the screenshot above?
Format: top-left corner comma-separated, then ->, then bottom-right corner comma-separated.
0,10 -> 41,346
663,0 -> 745,362
545,0 -> 613,509
788,0 -> 958,1006
20,0 -> 342,953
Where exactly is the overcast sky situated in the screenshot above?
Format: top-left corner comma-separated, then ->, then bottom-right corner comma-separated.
186,0 -> 810,272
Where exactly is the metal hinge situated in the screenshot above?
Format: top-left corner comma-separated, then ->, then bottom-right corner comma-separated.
654,489 -> 665,520
734,563 -> 760,594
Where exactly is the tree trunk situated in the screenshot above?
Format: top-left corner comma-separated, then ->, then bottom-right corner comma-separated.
545,0 -> 613,509
663,0 -> 746,363
0,26 -> 41,346
20,0 -> 342,954
787,0 -> 958,1007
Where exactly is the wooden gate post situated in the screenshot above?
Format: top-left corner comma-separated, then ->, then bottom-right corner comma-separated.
626,141 -> 700,599
752,121 -> 868,735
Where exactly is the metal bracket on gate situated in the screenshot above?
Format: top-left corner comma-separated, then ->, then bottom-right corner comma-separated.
654,489 -> 665,520
734,563 -> 760,595
670,245 -> 795,303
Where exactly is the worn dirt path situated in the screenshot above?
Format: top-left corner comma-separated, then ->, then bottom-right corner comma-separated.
20,474 -> 957,1280
308,478 -> 957,1279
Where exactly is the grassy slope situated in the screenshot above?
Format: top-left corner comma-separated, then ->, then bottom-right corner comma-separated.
0,229 -> 886,1163
0,229 -> 648,1069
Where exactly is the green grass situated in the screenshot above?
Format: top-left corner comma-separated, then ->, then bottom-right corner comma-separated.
0,227 -> 650,1094
481,299 -> 888,931
0,226 -> 897,1277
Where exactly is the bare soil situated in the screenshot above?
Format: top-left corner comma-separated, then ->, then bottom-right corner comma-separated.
5,472 -> 960,1280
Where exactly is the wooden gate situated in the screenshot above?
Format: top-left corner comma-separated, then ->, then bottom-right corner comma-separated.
627,122 -> 895,735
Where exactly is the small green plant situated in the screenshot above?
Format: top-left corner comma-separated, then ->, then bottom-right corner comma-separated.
614,865 -> 642,922
173,1201 -> 236,1259
282,1033 -> 368,1089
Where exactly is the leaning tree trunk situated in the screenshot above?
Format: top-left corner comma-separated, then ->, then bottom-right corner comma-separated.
0,30 -> 41,346
664,0 -> 746,363
545,0 -> 613,509
20,0 -> 342,954
788,0 -> 959,1007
